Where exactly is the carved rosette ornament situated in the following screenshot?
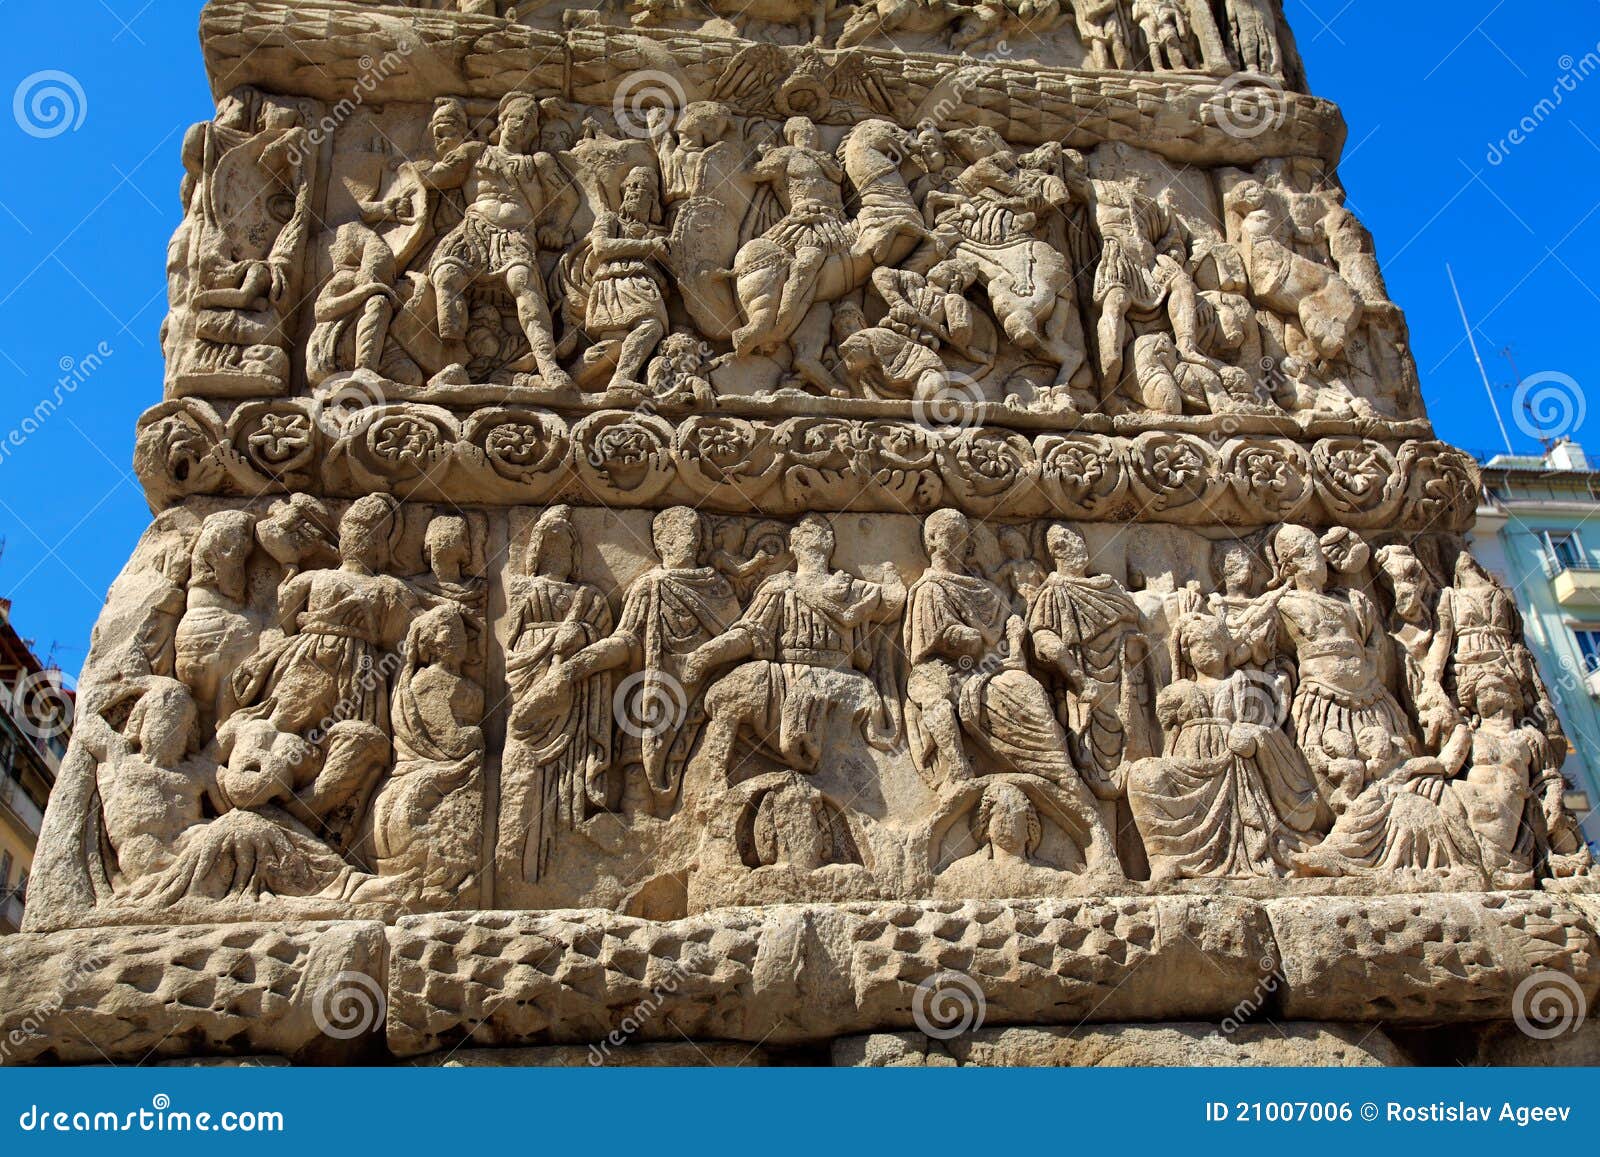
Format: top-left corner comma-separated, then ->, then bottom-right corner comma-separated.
11,0 -> 1597,1069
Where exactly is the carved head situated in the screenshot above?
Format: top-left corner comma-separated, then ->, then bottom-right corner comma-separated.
1230,179 -> 1269,212
1319,527 -> 1370,579
126,678 -> 202,769
1046,523 -> 1090,577
652,506 -> 704,570
407,604 -> 469,669
1172,613 -> 1230,680
527,505 -> 577,581
430,98 -> 469,154
923,508 -> 973,567
191,510 -> 256,601
1213,539 -> 1265,599
494,93 -> 540,153
998,527 -> 1031,561
790,515 -> 835,568
977,781 -> 1041,860
339,493 -> 401,572
1272,524 -> 1328,590
329,222 -> 370,270
676,102 -> 730,148
783,116 -> 822,151
1459,667 -> 1525,724
1375,544 -> 1433,623
619,166 -> 662,225
425,516 -> 472,583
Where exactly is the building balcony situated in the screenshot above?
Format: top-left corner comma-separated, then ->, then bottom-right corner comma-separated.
0,889 -> 23,934
1548,562 -> 1600,610
0,771 -> 44,839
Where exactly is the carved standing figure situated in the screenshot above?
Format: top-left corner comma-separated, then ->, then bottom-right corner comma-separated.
557,508 -> 740,814
424,93 -> 579,387
1076,0 -> 1134,69
1224,0 -> 1282,75
904,510 -> 1124,877
1027,523 -> 1155,800
502,506 -> 616,881
173,510 -> 258,730
569,166 -> 671,393
1132,0 -> 1196,70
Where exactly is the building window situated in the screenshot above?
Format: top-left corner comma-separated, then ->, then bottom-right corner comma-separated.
1545,531 -> 1588,571
1574,629 -> 1600,673
0,850 -> 10,893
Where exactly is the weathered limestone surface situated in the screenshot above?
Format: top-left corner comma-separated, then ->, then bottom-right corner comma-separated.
0,921 -> 387,1065
9,0 -> 1598,1066
833,1023 -> 1409,1067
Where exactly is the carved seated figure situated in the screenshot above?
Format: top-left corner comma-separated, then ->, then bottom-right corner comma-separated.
1127,614 -> 1320,881
683,514 -> 905,782
360,604 -> 485,905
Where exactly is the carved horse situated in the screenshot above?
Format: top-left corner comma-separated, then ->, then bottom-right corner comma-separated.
723,119 -> 928,359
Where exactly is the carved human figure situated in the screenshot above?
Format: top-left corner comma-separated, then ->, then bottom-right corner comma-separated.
1132,0 -> 1196,69
364,604 -> 485,903
1258,524 -> 1414,805
1128,613 -> 1320,880
1374,544 -> 1457,755
570,166 -> 671,393
91,679 -> 211,890
1321,190 -> 1390,307
1076,0 -> 1135,69
682,515 -> 906,781
502,506 -> 616,881
417,516 -> 486,632
1225,180 -> 1362,365
838,260 -> 981,402
995,527 -> 1047,611
169,87 -> 313,392
220,495 -> 416,856
173,510 -> 258,729
904,509 -> 1123,876
1224,0 -> 1282,75
932,777 -> 1089,897
1027,524 -> 1155,800
921,127 -> 1090,393
308,223 -> 423,387
1092,178 -> 1211,388
423,92 -> 578,387
559,507 -> 740,814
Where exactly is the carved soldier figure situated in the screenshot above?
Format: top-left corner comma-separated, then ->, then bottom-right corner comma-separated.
1027,524 -> 1156,800
838,260 -> 982,402
308,223 -> 423,387
1093,178 -> 1212,388
905,510 -> 1123,877
566,167 -> 672,394
683,514 -> 906,781
1224,0 -> 1282,75
1132,0 -> 1197,70
423,92 -> 579,387
173,510 -> 258,730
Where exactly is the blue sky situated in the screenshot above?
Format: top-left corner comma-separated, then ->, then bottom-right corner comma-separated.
1,0 -> 1598,681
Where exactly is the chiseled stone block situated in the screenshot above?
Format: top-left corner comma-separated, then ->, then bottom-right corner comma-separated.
0,922 -> 387,1066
